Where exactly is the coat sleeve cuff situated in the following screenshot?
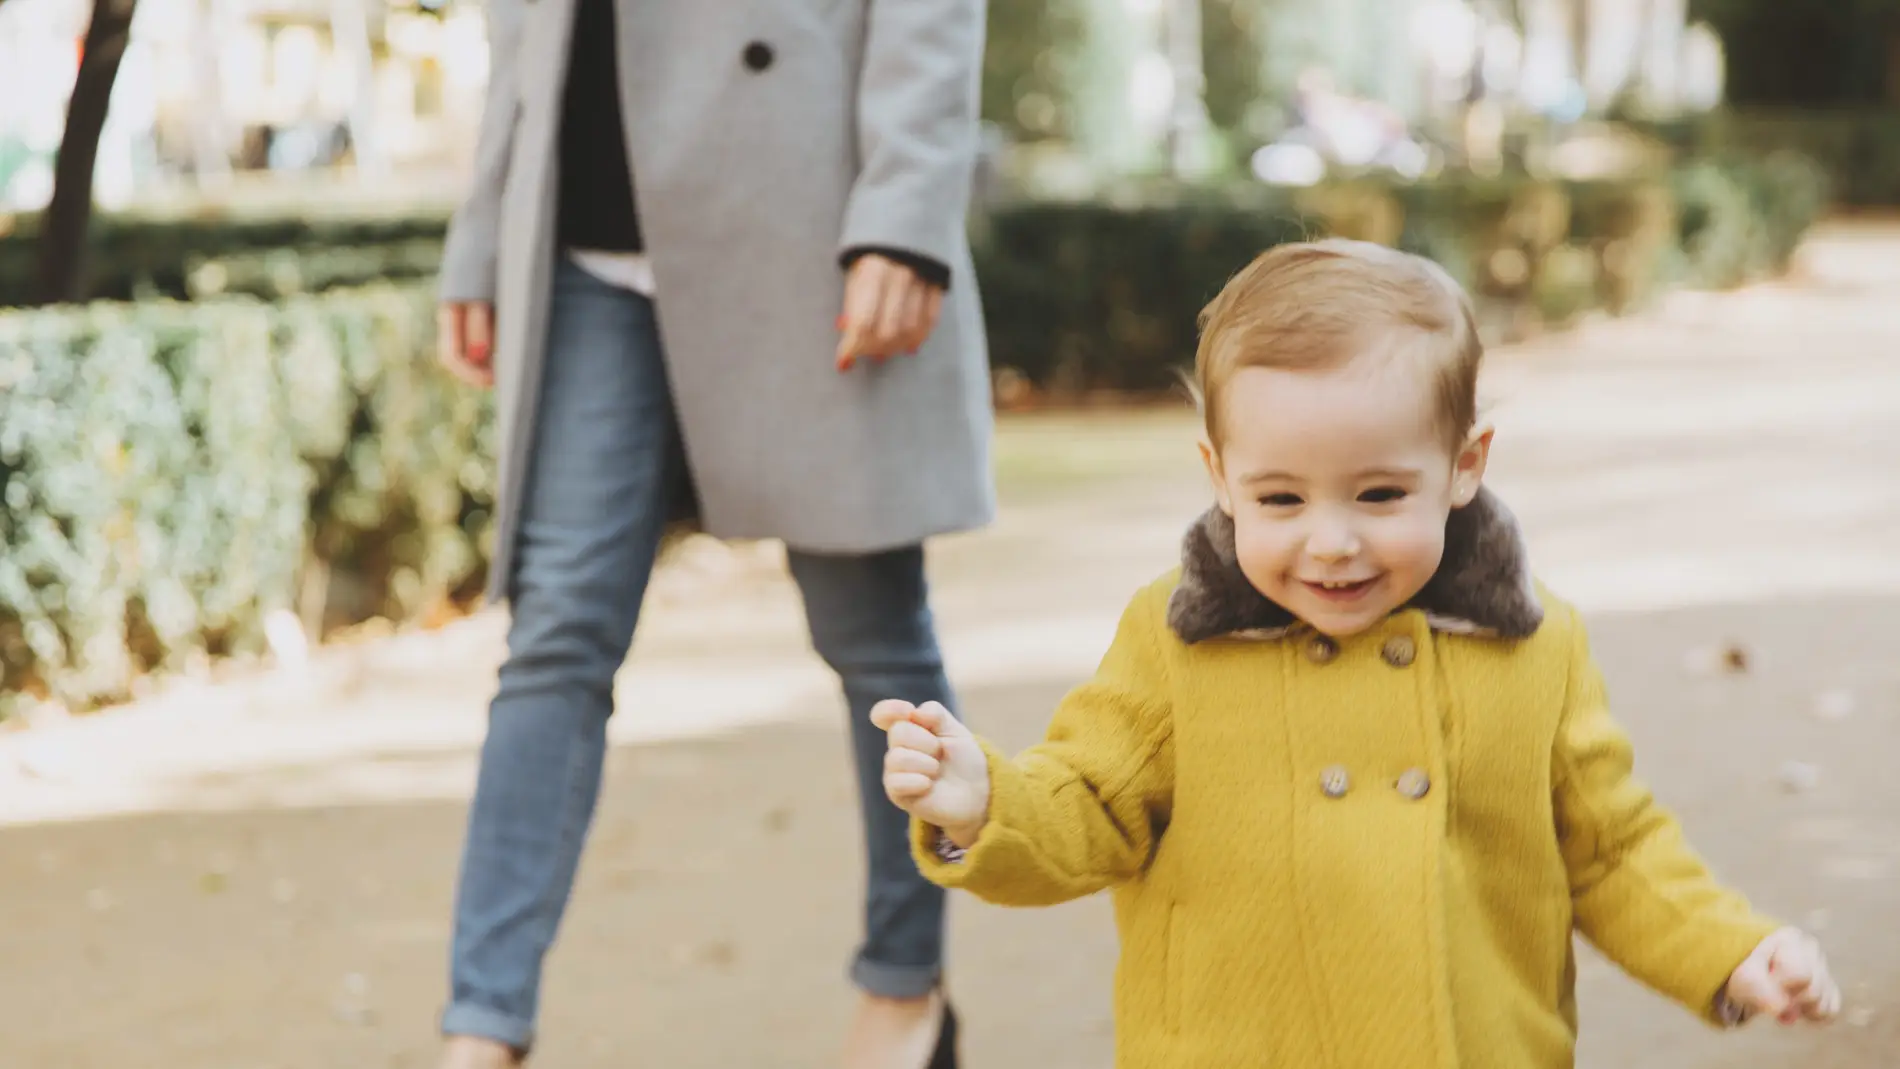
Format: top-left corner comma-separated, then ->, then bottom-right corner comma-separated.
437,216 -> 500,304
1683,919 -> 1783,1028
840,245 -> 952,291
909,738 -> 1029,892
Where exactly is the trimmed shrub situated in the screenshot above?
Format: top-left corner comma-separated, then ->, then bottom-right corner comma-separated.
0,282 -> 489,716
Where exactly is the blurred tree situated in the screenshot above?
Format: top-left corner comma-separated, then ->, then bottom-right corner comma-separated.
1691,0 -> 1900,105
1201,0 -> 1268,140
1163,0 -> 1213,176
982,0 -> 1090,142
36,0 -> 140,304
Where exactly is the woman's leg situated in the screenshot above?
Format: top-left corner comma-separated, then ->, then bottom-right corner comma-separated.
441,260 -> 682,1054
787,545 -> 956,1001
788,548 -> 957,1063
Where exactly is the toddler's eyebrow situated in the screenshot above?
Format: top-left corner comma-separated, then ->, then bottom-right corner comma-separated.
1240,467 -> 1423,484
1239,470 -> 1301,485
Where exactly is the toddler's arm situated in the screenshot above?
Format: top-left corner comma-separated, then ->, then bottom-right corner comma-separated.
1551,605 -> 1835,1026
874,584 -> 1176,907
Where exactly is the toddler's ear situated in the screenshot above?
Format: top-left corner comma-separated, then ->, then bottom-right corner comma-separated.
1198,437 -> 1235,516
1451,425 -> 1494,507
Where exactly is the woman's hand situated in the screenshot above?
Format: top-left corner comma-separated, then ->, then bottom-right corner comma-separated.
438,301 -> 496,388
835,253 -> 945,372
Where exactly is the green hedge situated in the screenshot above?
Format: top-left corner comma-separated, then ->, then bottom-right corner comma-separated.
0,156 -> 1827,716
183,238 -> 447,301
1642,108 -> 1900,207
0,211 -> 450,306
0,283 -> 490,717
978,157 -> 1826,393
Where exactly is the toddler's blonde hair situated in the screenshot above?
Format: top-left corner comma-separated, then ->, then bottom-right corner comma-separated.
1193,239 -> 1483,452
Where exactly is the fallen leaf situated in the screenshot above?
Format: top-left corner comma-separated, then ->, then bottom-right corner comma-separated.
199,872 -> 228,895
1682,641 -> 1752,677
763,806 -> 793,833
671,941 -> 739,969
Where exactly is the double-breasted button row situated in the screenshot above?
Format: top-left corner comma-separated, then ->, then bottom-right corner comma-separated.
1317,766 -> 1432,800
1303,633 -> 1417,668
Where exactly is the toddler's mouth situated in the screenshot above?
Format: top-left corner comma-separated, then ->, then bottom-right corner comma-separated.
1301,577 -> 1380,603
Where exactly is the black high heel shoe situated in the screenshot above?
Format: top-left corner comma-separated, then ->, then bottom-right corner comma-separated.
927,1000 -> 959,1069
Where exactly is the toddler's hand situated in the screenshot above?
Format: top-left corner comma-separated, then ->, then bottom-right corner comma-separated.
870,700 -> 990,846
1724,928 -> 1840,1025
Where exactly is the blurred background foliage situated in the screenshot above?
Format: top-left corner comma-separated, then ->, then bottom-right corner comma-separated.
0,0 -> 1883,715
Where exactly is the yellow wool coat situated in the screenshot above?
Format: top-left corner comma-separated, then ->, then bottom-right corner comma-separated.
913,489 -> 1779,1069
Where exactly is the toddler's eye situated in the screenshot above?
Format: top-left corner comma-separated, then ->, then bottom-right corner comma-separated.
1258,492 -> 1303,508
1359,487 -> 1408,504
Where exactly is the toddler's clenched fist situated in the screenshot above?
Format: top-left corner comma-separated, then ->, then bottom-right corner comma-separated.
1724,927 -> 1842,1026
870,699 -> 991,847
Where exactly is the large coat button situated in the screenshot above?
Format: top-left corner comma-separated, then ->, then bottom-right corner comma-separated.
1381,635 -> 1416,668
1305,635 -> 1339,665
742,41 -> 775,72
1320,765 -> 1351,798
1396,768 -> 1431,800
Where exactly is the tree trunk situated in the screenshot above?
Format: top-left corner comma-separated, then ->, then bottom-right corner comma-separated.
35,0 -> 140,306
1163,0 -> 1211,178
1570,0 -> 1591,101
1889,24 -> 1900,107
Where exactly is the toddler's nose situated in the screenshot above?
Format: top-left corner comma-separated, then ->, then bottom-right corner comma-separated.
1306,521 -> 1360,562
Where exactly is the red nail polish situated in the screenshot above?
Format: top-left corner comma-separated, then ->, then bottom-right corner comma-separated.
835,315 -> 847,331
837,356 -> 854,372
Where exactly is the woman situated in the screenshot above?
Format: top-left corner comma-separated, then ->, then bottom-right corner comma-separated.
431,0 -> 993,1065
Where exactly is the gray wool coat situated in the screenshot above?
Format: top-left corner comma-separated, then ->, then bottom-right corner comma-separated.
438,0 -> 997,603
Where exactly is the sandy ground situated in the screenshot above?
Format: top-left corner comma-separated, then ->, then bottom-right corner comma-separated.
1,223 -> 1898,1068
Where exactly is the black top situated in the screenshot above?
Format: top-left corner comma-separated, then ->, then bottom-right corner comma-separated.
556,0 -> 642,252
551,0 -> 953,289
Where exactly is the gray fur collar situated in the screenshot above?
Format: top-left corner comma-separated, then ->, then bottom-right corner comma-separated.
1165,486 -> 1545,644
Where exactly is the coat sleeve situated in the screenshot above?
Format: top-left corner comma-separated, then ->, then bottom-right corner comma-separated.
911,584 -> 1175,907
1552,604 -> 1780,1025
839,0 -> 983,278
438,0 -> 526,304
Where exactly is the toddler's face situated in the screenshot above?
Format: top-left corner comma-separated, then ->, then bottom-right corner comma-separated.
1201,363 -> 1489,638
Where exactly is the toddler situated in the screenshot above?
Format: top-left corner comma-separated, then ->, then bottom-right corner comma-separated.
872,239 -> 1839,1068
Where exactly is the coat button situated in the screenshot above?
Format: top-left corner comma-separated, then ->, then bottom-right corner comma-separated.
1305,635 -> 1339,665
1396,768 -> 1431,800
1320,765 -> 1351,798
1381,635 -> 1416,668
742,41 -> 775,72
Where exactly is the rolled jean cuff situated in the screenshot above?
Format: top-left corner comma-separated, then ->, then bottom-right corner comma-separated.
441,1001 -> 534,1054
851,955 -> 941,999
